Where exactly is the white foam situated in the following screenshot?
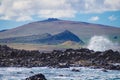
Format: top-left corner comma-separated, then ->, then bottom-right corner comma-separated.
87,36 -> 120,52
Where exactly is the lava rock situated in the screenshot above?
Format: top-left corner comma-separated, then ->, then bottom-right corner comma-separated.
107,65 -> 120,70
0,45 -> 120,70
102,69 -> 108,72
26,73 -> 47,80
71,69 -> 80,72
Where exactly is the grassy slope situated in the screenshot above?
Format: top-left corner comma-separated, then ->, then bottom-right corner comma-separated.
0,43 -> 82,51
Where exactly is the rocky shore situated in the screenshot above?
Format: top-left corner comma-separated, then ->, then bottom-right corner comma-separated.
0,45 -> 120,70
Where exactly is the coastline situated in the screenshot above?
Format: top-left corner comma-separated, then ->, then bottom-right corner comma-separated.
0,45 -> 120,70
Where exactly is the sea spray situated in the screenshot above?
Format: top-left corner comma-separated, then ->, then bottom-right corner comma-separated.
87,36 -> 120,52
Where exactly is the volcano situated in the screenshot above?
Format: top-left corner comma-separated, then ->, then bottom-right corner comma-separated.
0,18 -> 120,43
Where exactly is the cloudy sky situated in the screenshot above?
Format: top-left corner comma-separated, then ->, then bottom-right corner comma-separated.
0,0 -> 120,30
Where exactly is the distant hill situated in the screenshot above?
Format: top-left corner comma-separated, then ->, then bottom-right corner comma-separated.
0,33 -> 51,43
0,30 -> 84,44
0,18 -> 120,43
0,29 -> 8,32
33,30 -> 84,44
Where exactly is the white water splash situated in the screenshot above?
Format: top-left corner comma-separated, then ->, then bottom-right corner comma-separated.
87,36 -> 120,52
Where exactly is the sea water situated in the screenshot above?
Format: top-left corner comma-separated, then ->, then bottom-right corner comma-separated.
0,67 -> 120,80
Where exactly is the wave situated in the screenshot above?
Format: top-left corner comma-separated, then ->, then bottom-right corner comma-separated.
87,36 -> 120,52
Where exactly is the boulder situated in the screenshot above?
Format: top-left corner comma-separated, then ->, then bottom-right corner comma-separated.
26,73 -> 47,80
71,69 -> 80,72
102,69 -> 108,72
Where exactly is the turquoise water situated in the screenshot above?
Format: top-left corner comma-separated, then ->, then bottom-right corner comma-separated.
0,67 -> 120,80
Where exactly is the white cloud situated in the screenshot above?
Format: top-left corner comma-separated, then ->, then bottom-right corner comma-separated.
89,16 -> 99,21
39,10 -> 76,18
104,0 -> 120,11
16,15 -> 33,22
0,0 -> 120,21
0,0 -> 75,21
108,15 -> 117,21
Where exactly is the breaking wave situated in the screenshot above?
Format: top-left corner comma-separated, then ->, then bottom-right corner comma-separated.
87,36 -> 120,52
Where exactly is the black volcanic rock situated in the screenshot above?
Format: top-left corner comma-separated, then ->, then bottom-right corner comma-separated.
0,45 -> 120,70
26,73 -> 47,80
71,69 -> 80,72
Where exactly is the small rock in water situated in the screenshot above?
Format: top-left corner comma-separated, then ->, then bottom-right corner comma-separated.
17,72 -> 22,74
71,69 -> 80,72
30,71 -> 34,74
25,73 -> 47,80
102,69 -> 108,72
59,74 -> 64,76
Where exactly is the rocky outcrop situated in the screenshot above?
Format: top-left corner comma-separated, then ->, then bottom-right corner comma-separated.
0,45 -> 120,70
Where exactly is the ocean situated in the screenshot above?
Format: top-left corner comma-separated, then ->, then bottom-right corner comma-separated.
0,67 -> 120,80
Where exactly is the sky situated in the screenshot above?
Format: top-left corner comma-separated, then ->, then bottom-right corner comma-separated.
0,0 -> 120,30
